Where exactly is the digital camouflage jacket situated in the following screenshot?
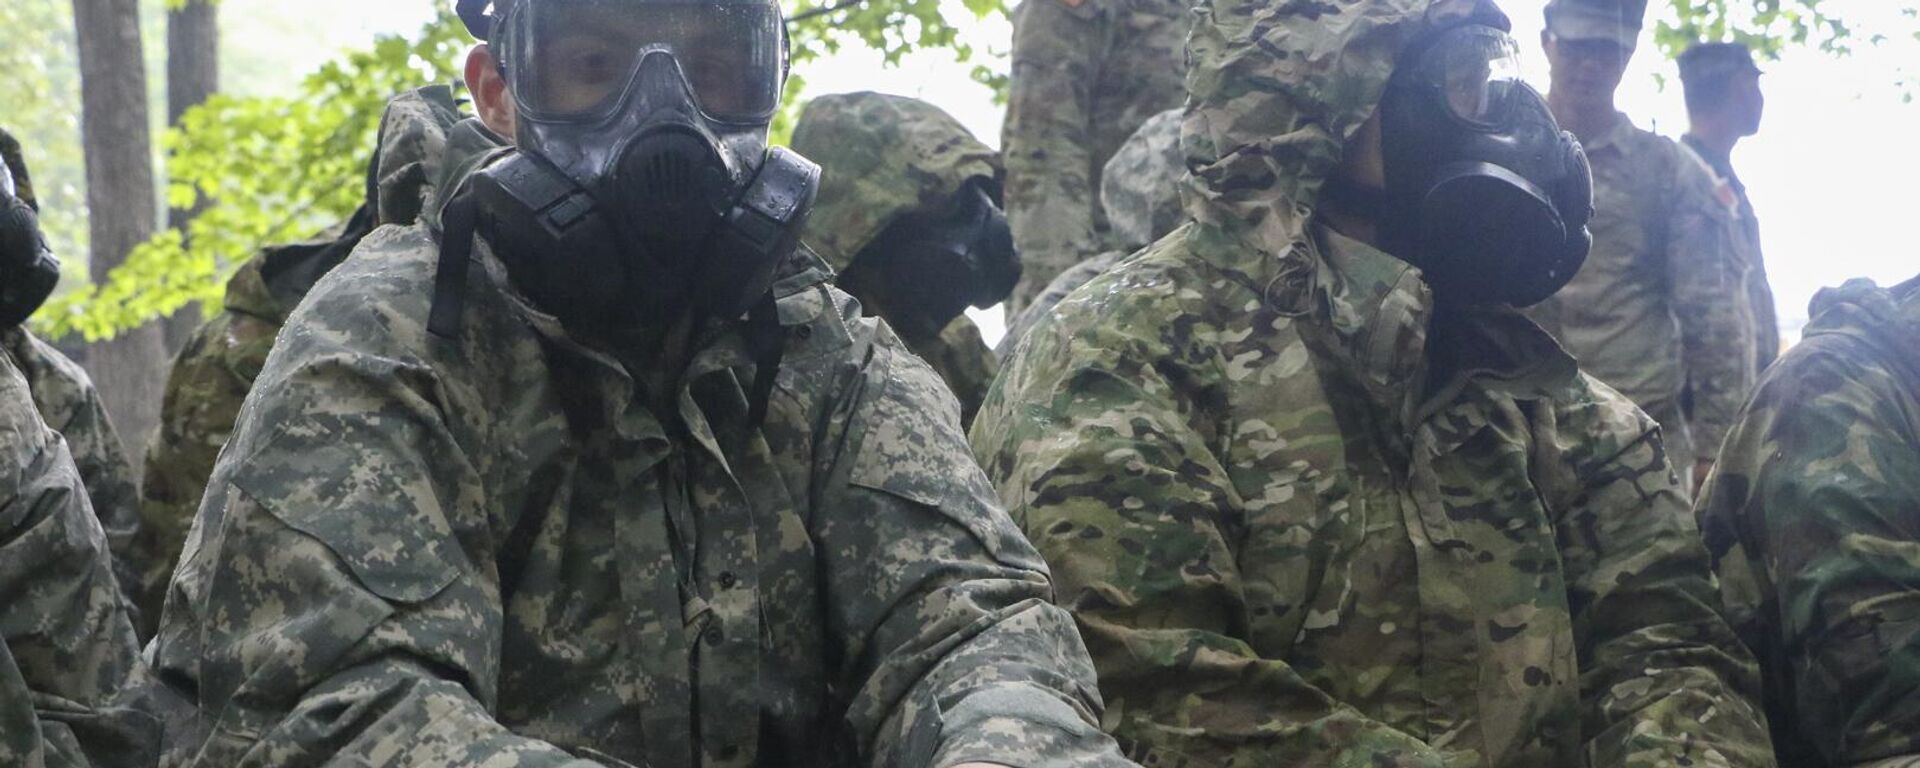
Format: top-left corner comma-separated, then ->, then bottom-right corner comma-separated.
971,1 -> 1774,765
0,326 -> 143,615
148,169 -> 1128,767
1526,113 -> 1755,468
0,338 -> 153,768
137,85 -> 482,632
1698,274 -> 1920,767
999,106 -> 1183,357
791,92 -> 1002,427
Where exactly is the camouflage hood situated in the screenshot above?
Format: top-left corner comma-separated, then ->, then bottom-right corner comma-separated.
226,85 -> 495,324
1180,0 -> 1447,251
1803,274 -> 1920,384
1100,108 -> 1185,251
790,92 -> 1002,272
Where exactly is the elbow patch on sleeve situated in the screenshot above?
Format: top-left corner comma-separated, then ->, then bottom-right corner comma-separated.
229,432 -> 462,605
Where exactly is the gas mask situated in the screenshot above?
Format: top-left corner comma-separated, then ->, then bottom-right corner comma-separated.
0,153 -> 59,329
440,0 -> 819,337
1377,21 -> 1593,308
844,177 -> 1019,339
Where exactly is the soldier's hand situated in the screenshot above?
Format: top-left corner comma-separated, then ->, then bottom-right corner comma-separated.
1692,459 -> 1714,494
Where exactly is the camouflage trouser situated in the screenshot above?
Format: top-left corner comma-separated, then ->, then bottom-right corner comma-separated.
999,0 -> 1187,315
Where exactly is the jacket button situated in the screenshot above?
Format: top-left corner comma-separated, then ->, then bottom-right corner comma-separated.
718,571 -> 739,589
704,625 -> 724,646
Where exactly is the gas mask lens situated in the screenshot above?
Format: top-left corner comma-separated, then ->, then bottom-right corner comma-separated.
509,0 -> 784,122
1417,25 -> 1525,125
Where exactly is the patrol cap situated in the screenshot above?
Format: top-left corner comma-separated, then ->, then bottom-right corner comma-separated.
1543,0 -> 1647,49
1677,42 -> 1762,86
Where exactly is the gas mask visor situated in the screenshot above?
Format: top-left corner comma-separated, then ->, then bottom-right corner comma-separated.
499,0 -> 785,125
0,153 -> 14,200
1402,24 -> 1527,129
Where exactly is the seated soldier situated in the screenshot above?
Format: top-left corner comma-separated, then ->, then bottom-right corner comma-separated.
0,130 -> 143,622
1699,273 -> 1920,766
972,0 -> 1775,764
148,0 -> 1131,765
790,92 -> 1018,428
0,154 -> 153,768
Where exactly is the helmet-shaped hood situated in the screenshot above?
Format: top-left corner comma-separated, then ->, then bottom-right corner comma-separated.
1182,0 -> 1479,247
790,92 -> 1002,271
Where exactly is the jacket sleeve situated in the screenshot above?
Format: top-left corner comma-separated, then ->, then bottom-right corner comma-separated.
149,255 -> 599,768
1699,342 -> 1920,765
969,322 -> 1455,768
0,358 -> 153,768
1535,380 -> 1775,768
1001,0 -> 1103,313
1664,154 -> 1755,464
825,338 -> 1129,768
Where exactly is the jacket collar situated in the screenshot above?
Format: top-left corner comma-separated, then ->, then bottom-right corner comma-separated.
1290,223 -> 1578,438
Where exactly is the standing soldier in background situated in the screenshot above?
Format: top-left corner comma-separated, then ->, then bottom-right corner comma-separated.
1528,0 -> 1755,492
973,0 -> 1776,762
135,85 -> 492,635
790,92 -> 1017,428
147,0 -> 1131,762
1697,273 -> 1920,766
0,141 -> 155,768
1680,41 -> 1778,370
999,0 -> 1187,314
0,129 -> 145,624
999,106 -> 1182,356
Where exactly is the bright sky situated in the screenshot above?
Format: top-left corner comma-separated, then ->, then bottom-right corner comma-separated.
294,0 -> 1918,348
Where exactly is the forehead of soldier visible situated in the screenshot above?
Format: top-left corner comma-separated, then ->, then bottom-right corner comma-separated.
1678,41 -> 1762,87
1543,0 -> 1647,48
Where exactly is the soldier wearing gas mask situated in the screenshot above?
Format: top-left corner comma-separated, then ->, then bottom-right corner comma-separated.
146,1 -> 1130,766
0,131 -> 146,628
972,0 -> 1776,765
0,134 -> 155,768
790,93 -> 1018,429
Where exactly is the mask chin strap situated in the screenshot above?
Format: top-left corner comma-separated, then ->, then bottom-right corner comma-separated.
742,294 -> 785,431
429,190 -> 480,340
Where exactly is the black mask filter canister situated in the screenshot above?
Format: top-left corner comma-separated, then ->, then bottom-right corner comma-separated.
0,152 -> 59,329
437,0 -> 819,337
1379,22 -> 1593,308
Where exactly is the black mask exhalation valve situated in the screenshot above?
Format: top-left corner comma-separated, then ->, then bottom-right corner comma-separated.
1380,22 -> 1593,308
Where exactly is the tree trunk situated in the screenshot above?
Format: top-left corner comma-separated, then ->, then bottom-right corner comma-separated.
162,0 -> 218,351
72,0 -> 168,454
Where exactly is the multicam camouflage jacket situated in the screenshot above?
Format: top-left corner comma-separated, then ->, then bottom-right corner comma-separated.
1526,113 -> 1755,468
1698,274 -> 1920,767
1000,0 -> 1188,313
148,176 -> 1129,765
972,1 -> 1774,766
791,92 -> 1003,427
1000,107 -> 1183,356
138,85 -> 486,632
0,326 -> 143,615
0,339 -> 154,768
